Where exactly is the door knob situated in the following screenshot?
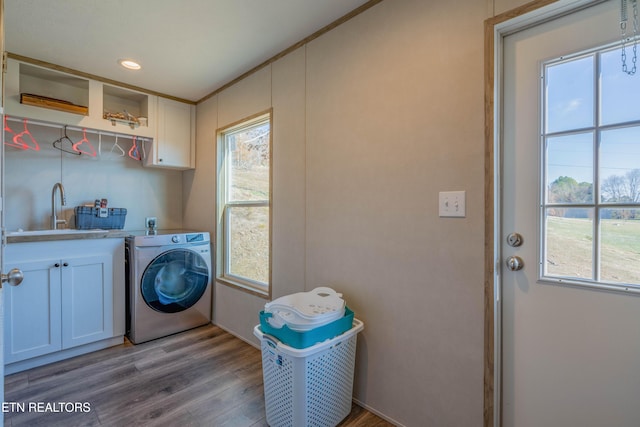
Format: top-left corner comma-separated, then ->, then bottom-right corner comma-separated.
506,256 -> 524,271
1,268 -> 24,287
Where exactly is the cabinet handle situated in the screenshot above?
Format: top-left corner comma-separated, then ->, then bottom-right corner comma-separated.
63,262 -> 69,267
54,263 -> 60,268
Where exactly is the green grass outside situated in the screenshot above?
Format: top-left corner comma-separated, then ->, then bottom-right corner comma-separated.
546,215 -> 640,284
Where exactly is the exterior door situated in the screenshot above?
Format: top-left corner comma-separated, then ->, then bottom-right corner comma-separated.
502,1 -> 640,426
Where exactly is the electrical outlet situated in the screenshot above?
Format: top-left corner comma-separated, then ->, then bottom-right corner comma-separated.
145,217 -> 157,229
439,191 -> 466,218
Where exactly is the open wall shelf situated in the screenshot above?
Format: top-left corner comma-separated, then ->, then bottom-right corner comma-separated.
5,58 -> 155,138
18,63 -> 89,115
103,85 -> 149,129
5,57 -> 194,170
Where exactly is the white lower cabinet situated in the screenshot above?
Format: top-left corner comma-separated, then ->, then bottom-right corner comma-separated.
4,258 -> 63,363
4,238 -> 125,373
61,253 -> 114,349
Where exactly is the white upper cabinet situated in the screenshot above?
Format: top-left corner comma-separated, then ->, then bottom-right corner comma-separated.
4,58 -> 156,138
5,58 -> 196,169
145,96 -> 196,170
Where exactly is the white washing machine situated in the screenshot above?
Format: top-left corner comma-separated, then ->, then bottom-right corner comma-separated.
126,231 -> 212,344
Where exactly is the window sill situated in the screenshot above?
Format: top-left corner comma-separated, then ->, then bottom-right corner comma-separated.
216,277 -> 270,299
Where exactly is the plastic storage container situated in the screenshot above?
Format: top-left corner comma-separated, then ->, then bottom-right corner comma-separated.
254,319 -> 364,427
74,206 -> 127,229
259,306 -> 354,349
265,287 -> 345,331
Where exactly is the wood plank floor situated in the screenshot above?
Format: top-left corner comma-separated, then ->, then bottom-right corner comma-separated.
4,324 -> 393,426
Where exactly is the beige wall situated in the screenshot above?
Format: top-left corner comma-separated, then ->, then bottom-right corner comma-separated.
305,1 -> 485,424
185,0 -> 509,425
183,95 -> 218,233
189,48 -> 309,339
495,0 -> 533,15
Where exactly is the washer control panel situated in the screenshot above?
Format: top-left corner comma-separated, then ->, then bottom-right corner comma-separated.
131,232 -> 210,248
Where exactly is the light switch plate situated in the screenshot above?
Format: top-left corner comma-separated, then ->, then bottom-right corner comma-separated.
439,191 -> 466,217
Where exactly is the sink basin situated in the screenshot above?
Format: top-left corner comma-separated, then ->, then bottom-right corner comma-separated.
8,229 -> 107,236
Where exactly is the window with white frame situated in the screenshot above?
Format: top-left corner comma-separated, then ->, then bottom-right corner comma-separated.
217,112 -> 271,295
541,44 -> 640,290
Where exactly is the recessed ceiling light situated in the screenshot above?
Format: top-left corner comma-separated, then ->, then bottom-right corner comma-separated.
119,59 -> 141,70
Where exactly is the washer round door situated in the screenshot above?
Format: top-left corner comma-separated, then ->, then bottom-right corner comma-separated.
141,248 -> 209,313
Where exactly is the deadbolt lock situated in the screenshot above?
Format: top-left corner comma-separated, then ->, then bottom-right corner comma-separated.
506,232 -> 523,247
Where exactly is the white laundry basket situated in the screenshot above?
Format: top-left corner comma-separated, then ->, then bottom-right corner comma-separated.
254,319 -> 364,427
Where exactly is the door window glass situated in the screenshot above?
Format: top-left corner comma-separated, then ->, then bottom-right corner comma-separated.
545,208 -> 594,279
600,127 -> 640,203
542,45 -> 640,288
545,56 -> 594,133
600,49 -> 640,125
546,133 -> 594,204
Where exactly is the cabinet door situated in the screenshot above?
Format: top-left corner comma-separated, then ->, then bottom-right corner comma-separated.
4,260 -> 62,364
151,97 -> 195,169
61,254 -> 114,349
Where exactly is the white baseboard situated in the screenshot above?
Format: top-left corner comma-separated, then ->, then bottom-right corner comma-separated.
5,336 -> 124,375
212,321 -> 260,350
351,397 -> 405,426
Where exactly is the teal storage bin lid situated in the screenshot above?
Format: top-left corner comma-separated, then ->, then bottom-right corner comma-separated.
259,306 -> 354,349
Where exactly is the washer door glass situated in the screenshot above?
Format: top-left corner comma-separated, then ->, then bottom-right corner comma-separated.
141,248 -> 209,313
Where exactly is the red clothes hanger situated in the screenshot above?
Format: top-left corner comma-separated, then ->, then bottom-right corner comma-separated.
128,136 -> 141,160
72,128 -> 97,157
3,116 -> 28,150
13,119 -> 40,151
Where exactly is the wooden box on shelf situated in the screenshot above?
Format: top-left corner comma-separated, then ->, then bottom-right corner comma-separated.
20,93 -> 88,116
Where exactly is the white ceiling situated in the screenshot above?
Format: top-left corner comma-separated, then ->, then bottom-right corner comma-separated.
5,0 -> 371,102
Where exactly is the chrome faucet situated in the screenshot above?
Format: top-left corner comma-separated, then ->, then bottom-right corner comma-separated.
51,182 -> 67,229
